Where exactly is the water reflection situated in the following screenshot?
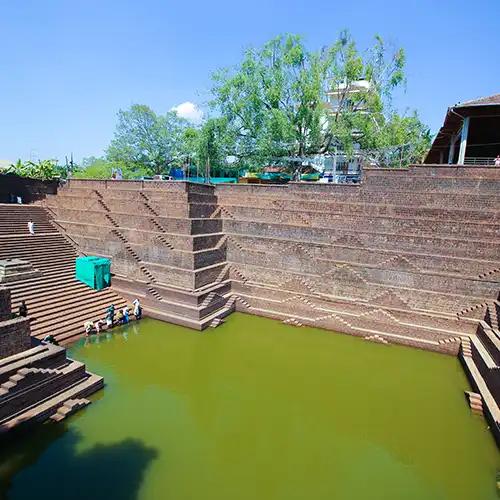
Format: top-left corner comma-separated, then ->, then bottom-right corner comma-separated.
82,321 -> 141,347
1,427 -> 158,500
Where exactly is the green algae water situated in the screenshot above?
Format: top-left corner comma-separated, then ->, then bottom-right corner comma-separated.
1,313 -> 498,500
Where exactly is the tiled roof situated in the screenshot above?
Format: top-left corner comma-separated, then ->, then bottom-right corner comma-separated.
456,94 -> 500,107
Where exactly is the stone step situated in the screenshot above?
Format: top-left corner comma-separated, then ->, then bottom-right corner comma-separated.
32,294 -> 127,333
22,289 -> 123,323
33,299 -> 128,344
9,280 -> 86,303
50,398 -> 90,422
0,373 -> 102,433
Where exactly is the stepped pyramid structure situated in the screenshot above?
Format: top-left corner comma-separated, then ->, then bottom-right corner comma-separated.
43,181 -> 234,329
0,287 -> 102,432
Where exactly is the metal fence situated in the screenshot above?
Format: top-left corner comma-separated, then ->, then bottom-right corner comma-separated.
464,157 -> 497,165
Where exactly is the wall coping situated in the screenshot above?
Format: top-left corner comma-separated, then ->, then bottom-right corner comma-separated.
0,315 -> 30,330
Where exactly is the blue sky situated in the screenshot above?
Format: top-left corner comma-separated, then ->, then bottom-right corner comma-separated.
0,0 -> 498,163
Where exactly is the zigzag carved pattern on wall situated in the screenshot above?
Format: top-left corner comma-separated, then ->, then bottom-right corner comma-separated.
286,242 -> 315,260
280,276 -> 318,295
357,308 -> 401,324
376,254 -> 422,272
478,267 -> 500,280
276,289 -> 414,327
457,302 -> 489,318
324,264 -> 369,286
280,295 -> 318,309
369,290 -> 411,309
226,233 -> 496,283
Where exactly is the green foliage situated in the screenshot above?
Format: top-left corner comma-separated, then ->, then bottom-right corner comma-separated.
7,159 -> 60,180
208,31 -> 430,168
73,157 -> 147,179
178,127 -> 200,167
210,34 -> 327,165
95,32 -> 429,174
361,112 -> 432,168
106,104 -> 189,175
197,118 -> 231,169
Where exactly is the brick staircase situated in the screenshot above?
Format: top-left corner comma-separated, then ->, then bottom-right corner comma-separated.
465,391 -> 484,416
209,318 -> 224,328
0,287 -> 104,432
0,204 -> 127,345
0,343 -> 103,432
201,292 -> 217,308
49,398 -> 90,422
486,301 -> 500,331
147,285 -> 163,300
0,204 -> 54,235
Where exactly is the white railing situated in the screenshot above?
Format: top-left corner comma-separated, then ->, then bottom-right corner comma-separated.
464,157 -> 497,166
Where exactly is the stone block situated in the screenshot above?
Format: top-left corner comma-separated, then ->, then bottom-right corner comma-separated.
0,259 -> 42,283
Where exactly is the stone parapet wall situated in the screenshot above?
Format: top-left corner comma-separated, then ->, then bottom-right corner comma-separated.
0,288 -> 11,321
0,317 -> 31,358
374,165 -> 500,178
0,287 -> 31,358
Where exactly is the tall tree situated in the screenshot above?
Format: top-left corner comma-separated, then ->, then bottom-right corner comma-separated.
106,104 -> 188,175
210,34 -> 326,164
196,117 -> 235,178
209,32 -> 430,168
324,31 -> 431,165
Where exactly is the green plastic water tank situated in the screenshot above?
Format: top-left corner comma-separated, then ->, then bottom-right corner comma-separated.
75,256 -> 111,290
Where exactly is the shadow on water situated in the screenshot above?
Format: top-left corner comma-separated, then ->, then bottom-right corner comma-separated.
0,424 -> 158,500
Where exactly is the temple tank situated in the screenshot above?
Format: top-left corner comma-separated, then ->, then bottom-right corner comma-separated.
1,313 -> 498,499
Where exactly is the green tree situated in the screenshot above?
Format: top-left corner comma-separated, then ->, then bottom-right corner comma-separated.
73,157 -> 148,179
106,104 -> 189,175
196,117 -> 236,178
325,32 -> 431,165
360,112 -> 432,168
209,32 -> 430,169
210,34 -> 325,164
179,127 -> 200,169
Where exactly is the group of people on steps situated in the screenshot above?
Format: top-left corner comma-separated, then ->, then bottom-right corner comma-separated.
16,297 -> 143,340
84,298 -> 142,336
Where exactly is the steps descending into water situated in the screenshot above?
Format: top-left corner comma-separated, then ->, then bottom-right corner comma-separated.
0,340 -> 103,433
0,203 -> 127,344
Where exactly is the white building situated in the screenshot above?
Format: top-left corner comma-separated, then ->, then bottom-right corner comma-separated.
325,79 -> 372,114
317,79 -> 373,182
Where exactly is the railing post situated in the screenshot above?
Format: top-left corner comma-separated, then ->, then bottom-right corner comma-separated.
458,117 -> 470,165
